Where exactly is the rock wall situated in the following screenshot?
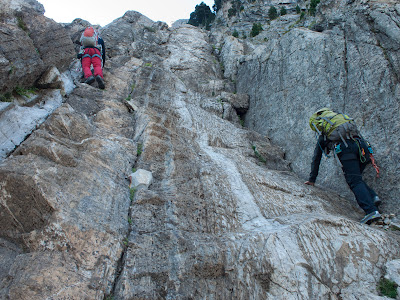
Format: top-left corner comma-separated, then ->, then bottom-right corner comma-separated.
0,1 -> 400,299
213,0 -> 400,216
0,0 -> 76,160
0,0 -> 75,94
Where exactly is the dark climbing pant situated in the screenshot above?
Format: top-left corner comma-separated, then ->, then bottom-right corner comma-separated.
339,140 -> 378,215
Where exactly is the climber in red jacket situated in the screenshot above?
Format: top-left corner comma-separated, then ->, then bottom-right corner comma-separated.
77,27 -> 105,89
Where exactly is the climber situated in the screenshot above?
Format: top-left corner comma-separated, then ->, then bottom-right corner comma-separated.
77,26 -> 106,89
304,108 -> 382,224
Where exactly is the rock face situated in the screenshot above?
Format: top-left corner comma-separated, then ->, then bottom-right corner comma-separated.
0,1 -> 400,300
0,0 -> 76,160
0,0 -> 75,94
213,0 -> 400,216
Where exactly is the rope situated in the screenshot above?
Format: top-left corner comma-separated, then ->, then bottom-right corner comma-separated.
370,154 -> 380,178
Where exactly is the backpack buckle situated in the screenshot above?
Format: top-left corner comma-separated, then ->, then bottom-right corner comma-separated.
334,144 -> 342,154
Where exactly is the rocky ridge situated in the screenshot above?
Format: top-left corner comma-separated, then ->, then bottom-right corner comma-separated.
0,0 -> 399,299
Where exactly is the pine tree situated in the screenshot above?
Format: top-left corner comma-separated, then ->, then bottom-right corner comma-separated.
188,2 -> 216,30
268,6 -> 278,20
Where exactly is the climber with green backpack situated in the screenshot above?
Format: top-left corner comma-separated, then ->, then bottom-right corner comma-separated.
305,108 -> 382,224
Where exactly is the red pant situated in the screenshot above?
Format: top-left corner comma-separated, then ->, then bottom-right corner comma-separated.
81,48 -> 103,79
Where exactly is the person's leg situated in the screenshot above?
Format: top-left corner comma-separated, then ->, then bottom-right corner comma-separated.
81,56 -> 93,79
91,49 -> 103,78
360,161 -> 380,204
341,159 -> 378,214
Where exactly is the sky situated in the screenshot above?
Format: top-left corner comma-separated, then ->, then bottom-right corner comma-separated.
37,0 -> 215,27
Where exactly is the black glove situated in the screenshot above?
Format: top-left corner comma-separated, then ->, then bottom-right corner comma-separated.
77,53 -> 83,59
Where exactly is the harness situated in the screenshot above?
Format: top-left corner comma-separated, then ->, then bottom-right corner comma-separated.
82,47 -> 102,60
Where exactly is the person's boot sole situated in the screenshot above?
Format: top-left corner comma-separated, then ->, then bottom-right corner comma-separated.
96,76 -> 105,89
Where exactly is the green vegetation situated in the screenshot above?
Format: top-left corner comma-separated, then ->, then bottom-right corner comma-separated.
213,0 -> 223,12
252,145 -> 267,164
0,93 -> 12,102
8,63 -> 14,75
128,217 -> 132,225
137,143 -> 143,156
309,0 -> 321,16
228,0 -> 242,18
144,26 -> 156,33
16,16 -> 28,32
280,7 -> 287,16
188,2 -> 215,30
232,29 -> 239,38
14,86 -> 37,98
250,23 -> 263,37
123,237 -> 129,246
377,278 -> 398,298
130,187 -> 137,202
296,5 -> 301,14
268,6 -> 278,20
144,63 -> 153,67
300,11 -> 306,20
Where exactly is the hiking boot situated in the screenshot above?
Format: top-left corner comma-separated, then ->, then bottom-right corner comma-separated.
360,211 -> 381,225
373,196 -> 382,207
84,76 -> 95,85
96,75 -> 105,89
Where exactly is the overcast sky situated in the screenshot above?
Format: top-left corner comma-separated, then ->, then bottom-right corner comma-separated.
37,0 -> 215,26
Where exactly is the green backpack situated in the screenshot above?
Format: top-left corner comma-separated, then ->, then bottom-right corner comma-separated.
309,108 -> 359,143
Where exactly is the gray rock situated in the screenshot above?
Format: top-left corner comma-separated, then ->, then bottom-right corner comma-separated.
129,169 -> 153,190
1,1 -> 400,299
228,1 -> 400,216
385,259 -> 400,287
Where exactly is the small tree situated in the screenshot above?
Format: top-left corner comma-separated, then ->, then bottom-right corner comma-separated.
309,0 -> 321,16
188,2 -> 216,30
296,5 -> 301,14
213,0 -> 223,12
250,23 -> 263,37
232,29 -> 239,38
280,7 -> 287,16
268,6 -> 278,20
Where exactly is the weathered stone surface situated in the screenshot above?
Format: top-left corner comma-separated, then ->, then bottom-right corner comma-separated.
0,90 -> 64,159
226,0 -> 400,215
385,259 -> 400,287
129,169 -> 153,189
0,0 -> 75,94
0,2 -> 400,300
21,10 -> 75,71
36,66 -> 63,89
0,23 -> 45,93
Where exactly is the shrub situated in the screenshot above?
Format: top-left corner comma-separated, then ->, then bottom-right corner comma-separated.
268,6 -> 278,20
14,86 -> 37,98
16,16 -> 28,32
213,0 -> 223,12
232,29 -> 239,38
0,93 -> 12,102
296,5 -> 301,14
250,23 -> 263,37
377,278 -> 398,298
280,7 -> 287,16
309,0 -> 321,16
228,7 -> 237,18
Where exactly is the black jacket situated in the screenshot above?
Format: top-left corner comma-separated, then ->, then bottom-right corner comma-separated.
308,135 -> 367,183
308,135 -> 333,183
